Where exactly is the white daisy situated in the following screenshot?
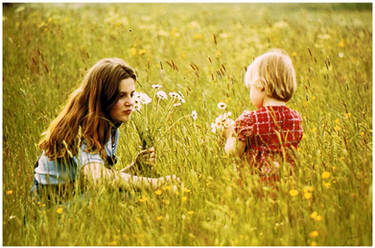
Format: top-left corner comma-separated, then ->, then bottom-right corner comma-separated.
134,104 -> 142,111
210,123 -> 217,133
223,119 -> 234,128
217,102 -> 227,110
156,90 -> 168,100
134,92 -> 152,104
152,84 -> 162,89
191,110 -> 198,120
169,92 -> 179,98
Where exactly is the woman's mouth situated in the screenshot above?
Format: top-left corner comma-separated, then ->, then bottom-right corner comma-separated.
124,110 -> 132,115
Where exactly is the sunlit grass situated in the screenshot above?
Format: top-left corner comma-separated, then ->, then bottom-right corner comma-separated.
3,3 -> 372,246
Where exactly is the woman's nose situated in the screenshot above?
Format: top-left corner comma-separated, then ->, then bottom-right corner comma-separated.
125,97 -> 134,106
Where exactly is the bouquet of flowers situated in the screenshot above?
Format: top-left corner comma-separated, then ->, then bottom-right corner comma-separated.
210,111 -> 235,133
130,84 -> 186,176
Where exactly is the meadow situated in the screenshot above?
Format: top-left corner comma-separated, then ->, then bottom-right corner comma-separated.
3,3 -> 372,246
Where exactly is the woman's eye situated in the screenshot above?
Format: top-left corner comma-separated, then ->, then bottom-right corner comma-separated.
130,92 -> 135,98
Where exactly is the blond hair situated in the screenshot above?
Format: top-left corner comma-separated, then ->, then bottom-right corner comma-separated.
245,49 -> 296,102
39,58 -> 136,160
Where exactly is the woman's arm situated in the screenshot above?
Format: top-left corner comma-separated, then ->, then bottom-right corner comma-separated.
119,147 -> 156,174
82,162 -> 177,190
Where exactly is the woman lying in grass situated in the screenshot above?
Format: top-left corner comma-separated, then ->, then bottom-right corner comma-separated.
31,58 -> 179,199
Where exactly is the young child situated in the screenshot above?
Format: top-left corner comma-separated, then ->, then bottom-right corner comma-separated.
223,49 -> 303,181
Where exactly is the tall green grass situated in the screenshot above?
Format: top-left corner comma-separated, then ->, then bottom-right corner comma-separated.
3,3 -> 372,245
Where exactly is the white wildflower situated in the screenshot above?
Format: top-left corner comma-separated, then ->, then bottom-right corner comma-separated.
169,91 -> 185,106
191,110 -> 198,120
134,91 -> 152,105
223,118 -> 234,128
134,104 -> 142,111
338,52 -> 344,58
152,84 -> 162,89
217,102 -> 227,110
169,92 -> 179,98
211,112 -> 234,133
156,90 -> 168,100
211,123 -> 217,133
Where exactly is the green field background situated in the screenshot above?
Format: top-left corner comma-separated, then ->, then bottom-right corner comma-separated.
3,3 -> 372,246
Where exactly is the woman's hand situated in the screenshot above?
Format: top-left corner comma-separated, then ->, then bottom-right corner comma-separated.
135,147 -> 156,167
153,174 -> 183,191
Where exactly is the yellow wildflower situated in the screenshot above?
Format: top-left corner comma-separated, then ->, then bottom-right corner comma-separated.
56,207 -> 63,214
130,48 -> 137,56
138,196 -> 147,203
135,217 -> 142,224
170,29 -> 177,38
309,230 -> 319,238
323,182 -> 331,189
193,34 -> 203,40
184,188 -> 191,193
303,186 -> 314,193
334,125 -> 341,131
338,39 -> 345,47
163,185 -> 171,191
360,132 -> 365,137
310,211 -> 322,221
6,190 -> 13,195
345,113 -> 351,119
292,51 -> 297,57
156,216 -> 163,221
322,171 -> 330,179
335,118 -> 340,124
155,189 -> 163,195
310,241 -> 317,246
187,210 -> 194,215
289,189 -> 299,197
182,196 -> 187,201
310,211 -> 318,219
110,241 -> 117,246
181,51 -> 186,59
304,191 -> 312,199
138,49 -> 146,55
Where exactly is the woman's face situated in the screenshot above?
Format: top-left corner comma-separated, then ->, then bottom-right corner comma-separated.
109,78 -> 136,123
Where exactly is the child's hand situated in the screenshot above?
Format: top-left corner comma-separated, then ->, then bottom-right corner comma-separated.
222,124 -> 234,139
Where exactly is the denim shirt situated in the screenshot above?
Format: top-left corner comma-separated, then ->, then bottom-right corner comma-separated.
34,128 -> 119,185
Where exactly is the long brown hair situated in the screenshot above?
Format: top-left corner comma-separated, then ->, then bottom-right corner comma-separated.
39,58 -> 136,160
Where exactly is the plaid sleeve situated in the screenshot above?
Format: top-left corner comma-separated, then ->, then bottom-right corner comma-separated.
234,110 -> 255,142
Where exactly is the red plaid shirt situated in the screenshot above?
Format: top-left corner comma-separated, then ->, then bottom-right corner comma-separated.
234,106 -> 303,177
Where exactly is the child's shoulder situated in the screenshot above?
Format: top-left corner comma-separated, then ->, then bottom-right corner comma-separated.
282,106 -> 303,120
236,109 -> 257,124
